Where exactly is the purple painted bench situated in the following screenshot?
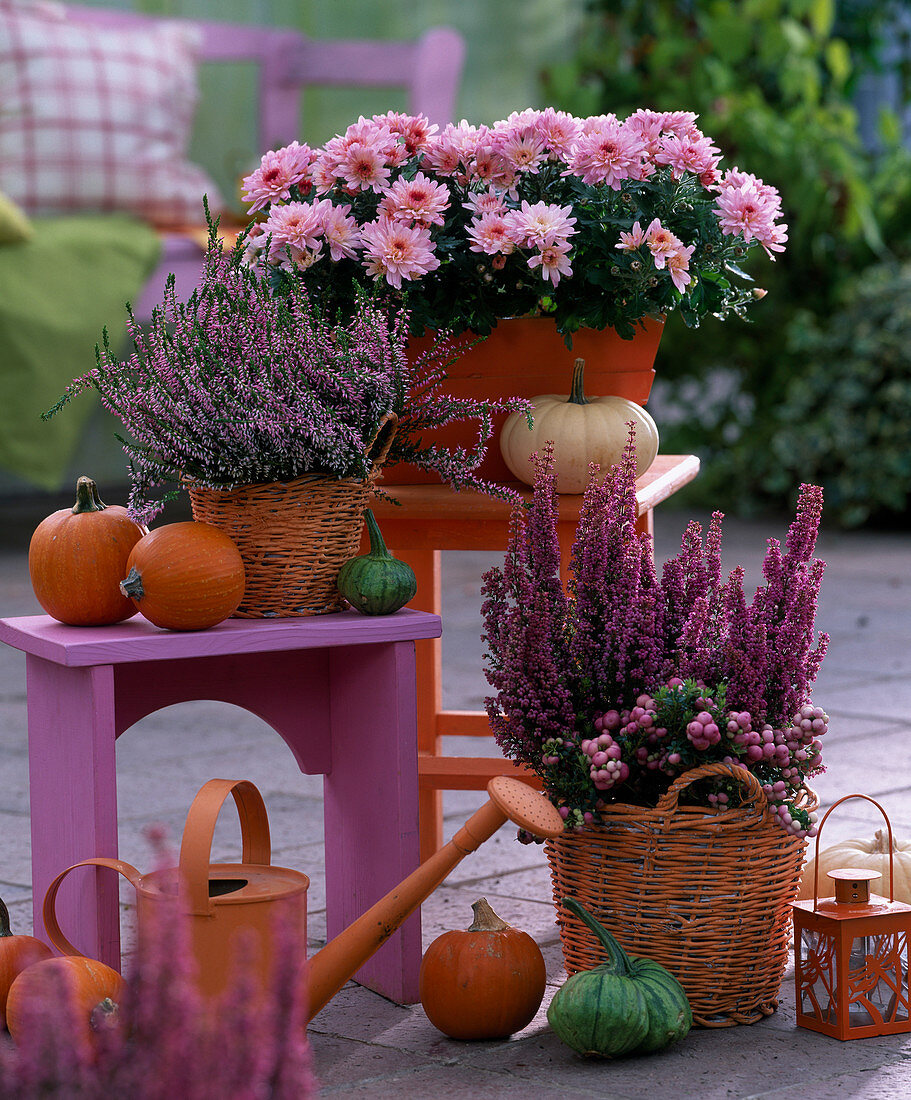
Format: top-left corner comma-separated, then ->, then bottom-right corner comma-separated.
62,3 -> 466,320
0,608 -> 442,1005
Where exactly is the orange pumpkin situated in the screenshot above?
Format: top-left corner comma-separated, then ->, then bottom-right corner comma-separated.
5,955 -> 126,1047
419,897 -> 546,1040
120,521 -> 245,631
0,895 -> 52,1030
28,476 -> 145,625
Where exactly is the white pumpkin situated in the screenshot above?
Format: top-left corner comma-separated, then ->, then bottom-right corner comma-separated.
499,357 -> 659,493
797,829 -> 911,904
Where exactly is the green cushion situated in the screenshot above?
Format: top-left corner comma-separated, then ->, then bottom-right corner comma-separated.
0,190 -> 33,244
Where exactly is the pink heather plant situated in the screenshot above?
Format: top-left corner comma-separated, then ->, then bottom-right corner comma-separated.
241,107 -> 787,340
45,221 -> 529,523
0,879 -> 316,1098
481,437 -> 828,839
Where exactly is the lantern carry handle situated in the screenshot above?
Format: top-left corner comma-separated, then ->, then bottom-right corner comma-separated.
812,794 -> 895,910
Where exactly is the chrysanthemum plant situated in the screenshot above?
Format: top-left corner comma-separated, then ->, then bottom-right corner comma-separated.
241,108 -> 787,341
45,223 -> 528,524
481,436 -> 829,838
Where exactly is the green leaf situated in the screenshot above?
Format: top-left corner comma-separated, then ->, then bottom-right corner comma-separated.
824,39 -> 851,88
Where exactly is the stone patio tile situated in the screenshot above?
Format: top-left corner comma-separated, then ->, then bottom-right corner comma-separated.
755,1060 -> 911,1099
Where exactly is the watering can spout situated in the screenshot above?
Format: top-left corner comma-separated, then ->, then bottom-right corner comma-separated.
305,776 -> 563,1022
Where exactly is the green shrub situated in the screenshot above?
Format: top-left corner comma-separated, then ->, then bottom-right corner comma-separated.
544,0 -> 911,522
764,262 -> 911,527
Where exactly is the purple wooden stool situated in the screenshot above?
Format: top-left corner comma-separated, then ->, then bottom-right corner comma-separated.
0,608 -> 441,1004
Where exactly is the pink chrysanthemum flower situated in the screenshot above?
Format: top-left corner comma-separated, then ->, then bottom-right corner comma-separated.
658,110 -> 701,138
467,212 -> 516,255
275,241 -> 324,273
655,133 -> 721,183
493,125 -> 548,174
378,171 -> 451,226
714,176 -> 786,256
466,143 -> 503,184
262,202 -> 323,253
506,200 -> 577,248
666,243 -> 696,292
360,216 -> 440,287
623,108 -> 667,154
241,141 -> 315,212
464,190 -> 507,216
527,240 -> 573,286
644,217 -> 682,270
339,141 -> 393,193
617,221 -> 647,251
424,121 -> 487,176
566,117 -> 647,188
375,111 -> 439,155
315,200 -> 361,261
534,107 -> 583,160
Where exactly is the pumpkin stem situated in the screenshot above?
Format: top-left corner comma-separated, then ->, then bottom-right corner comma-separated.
0,894 -> 11,937
873,828 -> 895,854
568,358 -> 590,406
468,897 -> 512,932
72,475 -> 107,515
363,508 -> 392,559
562,897 -> 632,976
119,566 -> 144,601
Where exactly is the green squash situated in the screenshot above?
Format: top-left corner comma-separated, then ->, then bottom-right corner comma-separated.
547,897 -> 692,1058
337,509 -> 417,615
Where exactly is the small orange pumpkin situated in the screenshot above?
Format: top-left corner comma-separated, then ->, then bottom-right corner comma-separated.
5,955 -> 126,1047
419,897 -> 546,1040
120,521 -> 245,631
0,895 -> 52,1030
28,476 -> 145,625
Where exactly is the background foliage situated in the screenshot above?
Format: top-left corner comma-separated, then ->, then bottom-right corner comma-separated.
544,0 -> 911,526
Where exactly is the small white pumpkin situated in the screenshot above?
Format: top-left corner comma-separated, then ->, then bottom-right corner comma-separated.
499,357 -> 659,493
797,828 -> 911,904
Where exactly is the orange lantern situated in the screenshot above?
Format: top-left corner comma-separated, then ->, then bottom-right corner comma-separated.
792,794 -> 911,1040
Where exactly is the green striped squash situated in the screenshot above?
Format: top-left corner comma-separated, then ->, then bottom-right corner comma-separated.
337,509 -> 417,615
547,897 -> 692,1058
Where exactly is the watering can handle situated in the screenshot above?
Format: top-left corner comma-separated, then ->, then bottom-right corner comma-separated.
179,778 -> 272,918
42,857 -> 144,958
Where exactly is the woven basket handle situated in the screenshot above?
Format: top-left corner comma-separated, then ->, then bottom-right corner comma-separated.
42,857 -> 143,958
655,761 -> 766,820
366,411 -> 398,480
179,779 -> 272,918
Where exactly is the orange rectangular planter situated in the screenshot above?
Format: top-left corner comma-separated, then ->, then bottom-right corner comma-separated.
384,314 -> 665,485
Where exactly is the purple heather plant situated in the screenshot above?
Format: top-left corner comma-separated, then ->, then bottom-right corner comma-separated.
44,223 -> 529,523
481,434 -> 829,839
0,834 -> 316,1098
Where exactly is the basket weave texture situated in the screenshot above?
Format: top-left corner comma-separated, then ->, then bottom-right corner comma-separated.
545,761 -> 816,1028
187,416 -> 395,618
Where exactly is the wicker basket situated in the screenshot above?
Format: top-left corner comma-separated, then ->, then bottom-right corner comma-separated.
186,415 -> 396,618
545,761 -> 816,1028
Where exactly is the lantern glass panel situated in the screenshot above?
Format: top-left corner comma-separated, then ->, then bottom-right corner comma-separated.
847,933 -> 909,1026
799,927 -> 838,1023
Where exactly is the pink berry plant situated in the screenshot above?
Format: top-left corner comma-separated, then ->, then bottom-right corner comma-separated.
481,435 -> 829,838
45,217 -> 529,523
240,108 -> 787,341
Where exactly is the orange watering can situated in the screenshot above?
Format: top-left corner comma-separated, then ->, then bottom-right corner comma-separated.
42,774 -> 563,1022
